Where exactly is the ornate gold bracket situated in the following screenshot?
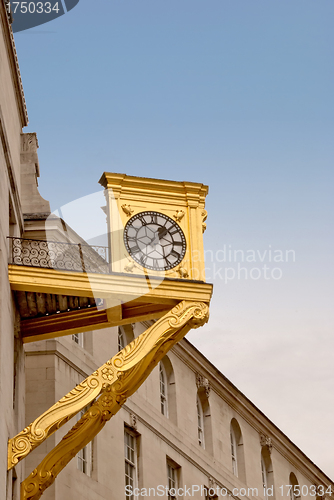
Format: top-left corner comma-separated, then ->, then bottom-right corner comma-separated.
9,301 -> 209,499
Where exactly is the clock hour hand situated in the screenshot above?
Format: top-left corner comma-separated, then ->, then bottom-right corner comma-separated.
149,227 -> 167,248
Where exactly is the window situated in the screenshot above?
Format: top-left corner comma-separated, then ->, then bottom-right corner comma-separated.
72,332 -> 83,347
118,326 -> 126,351
160,362 -> 168,416
230,418 -> 246,482
117,325 -> 134,352
261,456 -> 268,498
197,395 -> 204,447
76,409 -> 91,475
167,462 -> 178,500
196,379 -> 213,454
261,447 -> 275,500
124,429 -> 137,499
289,473 -> 300,500
159,356 -> 177,423
205,486 -> 219,500
230,426 -> 238,476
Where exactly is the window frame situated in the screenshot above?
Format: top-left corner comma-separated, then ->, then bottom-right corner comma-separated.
72,332 -> 84,348
118,326 -> 126,351
124,428 -> 138,500
197,395 -> 205,448
167,461 -> 178,500
76,409 -> 92,476
230,426 -> 238,477
159,362 -> 168,417
261,455 -> 268,499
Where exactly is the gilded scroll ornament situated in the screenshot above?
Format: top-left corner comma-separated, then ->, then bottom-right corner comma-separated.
9,300 -> 209,471
20,300 -> 209,499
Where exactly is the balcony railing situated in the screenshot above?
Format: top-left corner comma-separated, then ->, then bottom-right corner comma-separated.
8,237 -> 109,274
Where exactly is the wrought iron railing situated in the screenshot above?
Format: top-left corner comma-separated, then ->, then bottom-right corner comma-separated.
8,237 -> 109,274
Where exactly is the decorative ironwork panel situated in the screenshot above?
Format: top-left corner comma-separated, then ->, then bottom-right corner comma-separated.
8,238 -> 109,274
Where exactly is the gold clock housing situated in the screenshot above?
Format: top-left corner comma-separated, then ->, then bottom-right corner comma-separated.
99,172 -> 209,281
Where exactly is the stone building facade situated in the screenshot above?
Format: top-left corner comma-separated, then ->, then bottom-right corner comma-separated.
23,328 -> 334,500
0,1 -> 333,499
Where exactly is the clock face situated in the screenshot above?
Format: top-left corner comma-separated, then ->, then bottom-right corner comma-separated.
123,211 -> 187,271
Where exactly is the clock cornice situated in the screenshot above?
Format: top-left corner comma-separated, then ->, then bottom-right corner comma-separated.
99,172 -> 208,206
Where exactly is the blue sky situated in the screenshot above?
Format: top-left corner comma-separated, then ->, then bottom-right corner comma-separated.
15,0 -> 334,478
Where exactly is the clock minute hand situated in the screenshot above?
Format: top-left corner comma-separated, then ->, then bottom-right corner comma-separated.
157,227 -> 168,239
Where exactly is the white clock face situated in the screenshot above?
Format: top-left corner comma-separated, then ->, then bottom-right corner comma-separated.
123,211 -> 186,271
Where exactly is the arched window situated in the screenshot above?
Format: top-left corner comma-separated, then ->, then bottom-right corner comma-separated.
197,395 -> 204,447
158,356 -> 177,423
196,378 -> 213,454
261,445 -> 275,500
230,425 -> 238,476
160,362 -> 168,416
230,419 -> 246,482
289,473 -> 300,500
261,455 -> 268,498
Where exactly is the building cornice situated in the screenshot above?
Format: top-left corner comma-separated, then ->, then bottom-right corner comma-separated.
173,339 -> 333,488
1,0 -> 28,127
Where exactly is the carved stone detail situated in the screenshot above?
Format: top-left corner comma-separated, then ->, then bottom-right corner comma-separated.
121,204 -> 134,216
202,210 -> 208,233
130,413 -> 137,430
260,433 -> 272,454
196,373 -> 211,398
173,210 -> 185,222
9,301 -> 209,473
208,476 -> 217,489
21,133 -> 39,153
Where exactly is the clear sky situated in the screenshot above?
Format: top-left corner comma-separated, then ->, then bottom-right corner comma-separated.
15,0 -> 334,479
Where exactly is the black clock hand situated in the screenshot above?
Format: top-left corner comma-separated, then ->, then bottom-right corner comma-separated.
158,227 -> 168,239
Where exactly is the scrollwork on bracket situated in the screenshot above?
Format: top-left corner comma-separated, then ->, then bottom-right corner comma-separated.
20,300 -> 209,500
9,300 -> 209,472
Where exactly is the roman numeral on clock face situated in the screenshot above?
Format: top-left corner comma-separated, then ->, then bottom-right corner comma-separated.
130,244 -> 141,254
140,255 -> 147,266
171,250 -> 181,259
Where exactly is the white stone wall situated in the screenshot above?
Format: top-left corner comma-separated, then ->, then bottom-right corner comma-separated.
24,327 -> 333,500
0,4 -> 27,498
